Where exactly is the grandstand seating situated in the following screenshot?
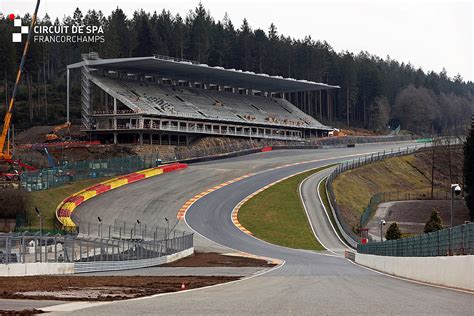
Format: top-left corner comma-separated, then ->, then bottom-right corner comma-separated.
90,75 -> 326,129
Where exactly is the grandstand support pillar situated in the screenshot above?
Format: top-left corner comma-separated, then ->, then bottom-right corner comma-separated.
66,68 -> 70,122
113,133 -> 118,144
139,133 -> 143,145
150,134 -> 153,145
113,97 -> 117,114
326,89 -> 330,122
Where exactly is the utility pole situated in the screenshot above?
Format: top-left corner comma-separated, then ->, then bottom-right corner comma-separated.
431,138 -> 435,198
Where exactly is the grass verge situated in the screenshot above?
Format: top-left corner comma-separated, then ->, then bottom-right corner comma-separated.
26,177 -> 111,230
238,165 -> 334,251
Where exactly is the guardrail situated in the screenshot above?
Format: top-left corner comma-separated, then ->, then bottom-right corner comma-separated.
357,222 -> 473,256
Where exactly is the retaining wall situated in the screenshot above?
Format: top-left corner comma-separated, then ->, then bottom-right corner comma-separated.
355,253 -> 474,291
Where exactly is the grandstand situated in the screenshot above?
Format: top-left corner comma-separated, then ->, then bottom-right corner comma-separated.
67,53 -> 339,145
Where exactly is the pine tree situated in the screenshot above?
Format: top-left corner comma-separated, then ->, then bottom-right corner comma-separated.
424,209 -> 444,233
464,116 -> 474,221
385,222 -> 401,240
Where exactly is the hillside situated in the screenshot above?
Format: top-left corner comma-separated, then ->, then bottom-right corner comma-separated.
332,145 -> 465,231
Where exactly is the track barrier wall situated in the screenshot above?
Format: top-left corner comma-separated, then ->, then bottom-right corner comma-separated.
355,252 -> 474,291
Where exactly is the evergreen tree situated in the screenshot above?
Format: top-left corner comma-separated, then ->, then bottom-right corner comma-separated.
464,117 -> 474,221
424,209 -> 444,233
385,222 -> 401,240
0,4 -> 473,129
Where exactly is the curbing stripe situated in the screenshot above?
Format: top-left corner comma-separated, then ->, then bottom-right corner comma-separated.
56,163 -> 187,230
176,173 -> 255,220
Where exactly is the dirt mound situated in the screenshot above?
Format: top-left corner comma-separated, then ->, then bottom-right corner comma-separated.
0,275 -> 240,301
162,252 -> 275,267
15,125 -> 85,145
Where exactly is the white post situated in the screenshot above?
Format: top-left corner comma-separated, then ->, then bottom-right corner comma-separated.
66,68 -> 70,122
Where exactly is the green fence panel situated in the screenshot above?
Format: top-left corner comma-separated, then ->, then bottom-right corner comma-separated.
359,223 -> 473,257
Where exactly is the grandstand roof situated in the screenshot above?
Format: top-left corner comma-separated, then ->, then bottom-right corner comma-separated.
68,55 -> 340,93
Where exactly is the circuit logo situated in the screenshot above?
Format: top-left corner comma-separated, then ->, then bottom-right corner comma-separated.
12,17 -> 29,43
1,11 -> 28,42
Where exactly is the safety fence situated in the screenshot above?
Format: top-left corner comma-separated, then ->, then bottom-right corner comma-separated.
20,152 -> 163,192
359,189 -> 460,228
326,145 -> 421,244
0,230 -> 193,265
68,218 -> 181,242
357,222 -> 473,256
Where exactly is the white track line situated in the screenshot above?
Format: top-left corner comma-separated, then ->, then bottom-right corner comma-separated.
315,176 -> 353,249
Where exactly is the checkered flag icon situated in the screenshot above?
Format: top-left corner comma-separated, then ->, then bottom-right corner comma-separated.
13,15 -> 29,43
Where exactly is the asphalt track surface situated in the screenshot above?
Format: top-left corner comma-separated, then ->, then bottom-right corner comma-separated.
59,142 -> 472,315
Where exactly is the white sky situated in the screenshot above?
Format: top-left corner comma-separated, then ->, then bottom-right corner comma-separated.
1,0 -> 473,81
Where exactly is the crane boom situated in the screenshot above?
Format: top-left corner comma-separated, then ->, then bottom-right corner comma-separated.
0,0 -> 41,160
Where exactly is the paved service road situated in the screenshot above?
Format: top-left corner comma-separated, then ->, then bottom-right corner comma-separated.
60,142 -> 472,315
299,168 -> 350,255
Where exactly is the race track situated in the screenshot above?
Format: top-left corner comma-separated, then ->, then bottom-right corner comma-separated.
64,142 -> 473,315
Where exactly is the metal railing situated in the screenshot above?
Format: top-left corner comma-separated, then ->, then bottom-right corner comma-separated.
0,230 -> 193,265
357,222 -> 473,256
68,219 -> 182,241
326,145 -> 421,244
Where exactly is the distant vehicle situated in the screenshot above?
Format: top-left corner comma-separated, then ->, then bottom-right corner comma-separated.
328,128 -> 347,137
1,169 -> 22,181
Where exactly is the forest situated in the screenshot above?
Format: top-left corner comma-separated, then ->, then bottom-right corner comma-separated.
0,3 -> 473,135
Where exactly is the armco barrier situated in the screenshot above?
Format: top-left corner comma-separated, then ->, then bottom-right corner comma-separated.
56,162 -> 187,229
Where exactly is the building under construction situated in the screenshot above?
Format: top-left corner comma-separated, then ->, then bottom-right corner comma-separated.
67,53 -> 338,145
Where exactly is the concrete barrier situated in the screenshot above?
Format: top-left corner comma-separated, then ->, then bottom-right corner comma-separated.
355,253 -> 474,291
0,262 -> 74,276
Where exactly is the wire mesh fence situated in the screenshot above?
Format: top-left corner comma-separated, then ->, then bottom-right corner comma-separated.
359,189 -> 461,228
0,229 -> 193,265
357,222 -> 473,256
20,152 -> 162,192
326,146 -> 421,244
67,218 -> 183,242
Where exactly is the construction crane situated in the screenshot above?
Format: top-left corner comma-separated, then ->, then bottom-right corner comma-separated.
46,121 -> 72,142
0,0 -> 41,161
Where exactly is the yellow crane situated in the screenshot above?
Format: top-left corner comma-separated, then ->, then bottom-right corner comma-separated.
0,0 -> 41,161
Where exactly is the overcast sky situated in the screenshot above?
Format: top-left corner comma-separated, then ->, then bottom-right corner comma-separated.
1,0 -> 472,81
